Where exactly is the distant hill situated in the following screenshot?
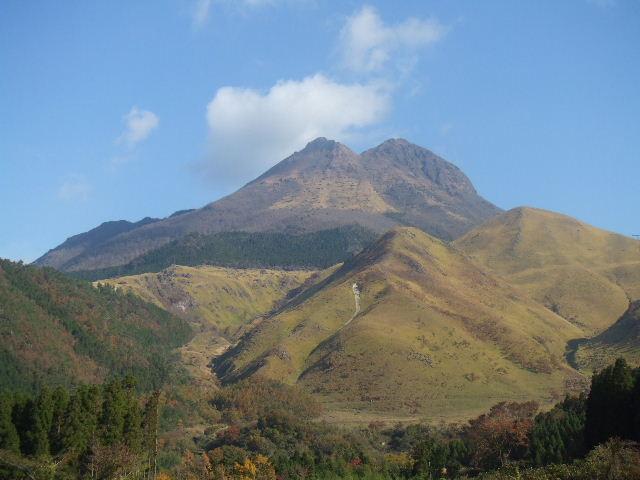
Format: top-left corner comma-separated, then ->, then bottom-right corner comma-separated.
0,258 -> 192,392
572,301 -> 640,372
70,225 -> 377,281
35,138 -> 500,273
99,265 -> 322,338
214,227 -> 584,420
454,207 -> 640,336
97,264 -> 330,388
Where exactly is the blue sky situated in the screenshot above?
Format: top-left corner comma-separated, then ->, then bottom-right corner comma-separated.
1,0 -> 639,262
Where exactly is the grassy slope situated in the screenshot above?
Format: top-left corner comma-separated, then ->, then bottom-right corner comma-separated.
0,259 -> 192,392
453,207 -> 640,336
98,265 -> 321,337
214,228 -> 584,421
574,301 -> 640,372
98,265 -> 332,389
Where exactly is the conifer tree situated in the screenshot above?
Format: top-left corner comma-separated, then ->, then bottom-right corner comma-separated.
21,387 -> 55,456
48,386 -> 69,455
100,379 -> 127,446
0,393 -> 19,453
586,358 -> 635,449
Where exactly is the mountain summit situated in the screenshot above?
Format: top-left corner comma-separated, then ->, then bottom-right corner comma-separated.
36,138 -> 500,272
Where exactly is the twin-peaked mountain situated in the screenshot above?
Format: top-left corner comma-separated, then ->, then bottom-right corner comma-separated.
35,138 -> 500,273
21,136 -> 640,420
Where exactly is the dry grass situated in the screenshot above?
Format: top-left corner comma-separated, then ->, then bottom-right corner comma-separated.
215,227 -> 586,421
454,207 -> 640,337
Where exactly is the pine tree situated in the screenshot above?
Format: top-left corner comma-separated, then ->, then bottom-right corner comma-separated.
586,358 -> 635,449
0,393 -> 19,453
21,387 -> 55,456
142,391 -> 160,479
48,386 -> 69,455
61,392 -> 88,454
100,379 -> 127,446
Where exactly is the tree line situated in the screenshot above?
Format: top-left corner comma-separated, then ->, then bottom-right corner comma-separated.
72,226 -> 379,281
0,377 -> 160,479
2,359 -> 640,479
170,359 -> 640,479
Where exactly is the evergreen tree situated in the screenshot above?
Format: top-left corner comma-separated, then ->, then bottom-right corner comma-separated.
122,380 -> 143,452
142,391 -> 160,479
21,387 -> 55,456
0,393 -> 20,452
61,392 -> 89,454
100,379 -> 127,446
585,358 -> 635,449
48,386 -> 69,455
529,394 -> 586,466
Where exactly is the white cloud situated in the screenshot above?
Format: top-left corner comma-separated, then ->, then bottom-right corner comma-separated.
340,5 -> 446,73
193,0 -> 212,28
202,73 -> 390,186
192,0 -> 306,28
116,107 -> 159,148
57,174 -> 92,201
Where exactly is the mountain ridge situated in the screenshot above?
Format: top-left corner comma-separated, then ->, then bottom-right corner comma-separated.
35,138 -> 501,273
454,206 -> 640,336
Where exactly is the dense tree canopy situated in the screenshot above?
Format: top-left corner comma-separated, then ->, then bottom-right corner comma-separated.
0,258 -> 192,392
72,226 -> 378,280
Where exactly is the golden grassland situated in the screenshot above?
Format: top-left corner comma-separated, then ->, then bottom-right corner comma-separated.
454,207 -> 640,336
215,228 -> 586,419
100,208 -> 640,423
98,265 -> 317,337
97,265 -> 325,389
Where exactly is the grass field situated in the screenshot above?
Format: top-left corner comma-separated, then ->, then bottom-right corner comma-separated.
454,207 -> 640,337
215,227 -> 586,419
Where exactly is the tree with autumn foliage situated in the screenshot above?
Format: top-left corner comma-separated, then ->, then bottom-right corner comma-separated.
464,401 -> 538,469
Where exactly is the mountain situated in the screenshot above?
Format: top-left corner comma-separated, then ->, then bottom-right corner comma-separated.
454,207 -> 640,336
213,227 -> 584,421
572,301 -> 640,372
35,216 -> 161,271
0,258 -> 192,393
35,138 -> 500,273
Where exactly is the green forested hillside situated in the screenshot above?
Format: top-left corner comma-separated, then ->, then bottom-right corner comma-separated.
0,259 -> 192,392
72,225 -> 377,281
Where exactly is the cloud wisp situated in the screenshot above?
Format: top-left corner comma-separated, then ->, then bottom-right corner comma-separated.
201,74 -> 389,186
116,107 -> 159,148
57,174 -> 92,202
193,0 -> 212,28
196,5 -> 447,188
192,0 -> 306,28
339,5 -> 446,74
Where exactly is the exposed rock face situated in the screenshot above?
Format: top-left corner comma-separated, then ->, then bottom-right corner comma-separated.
36,138 -> 500,272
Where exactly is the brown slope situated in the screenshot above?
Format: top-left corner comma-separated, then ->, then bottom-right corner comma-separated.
36,138 -> 500,272
573,301 -> 640,372
453,207 -> 640,336
213,227 -> 583,420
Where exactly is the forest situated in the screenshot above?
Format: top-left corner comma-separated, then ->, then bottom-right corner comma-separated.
1,358 -> 639,479
71,226 -> 378,281
0,259 -> 192,393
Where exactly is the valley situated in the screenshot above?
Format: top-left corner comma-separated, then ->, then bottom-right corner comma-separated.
4,138 -> 640,479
